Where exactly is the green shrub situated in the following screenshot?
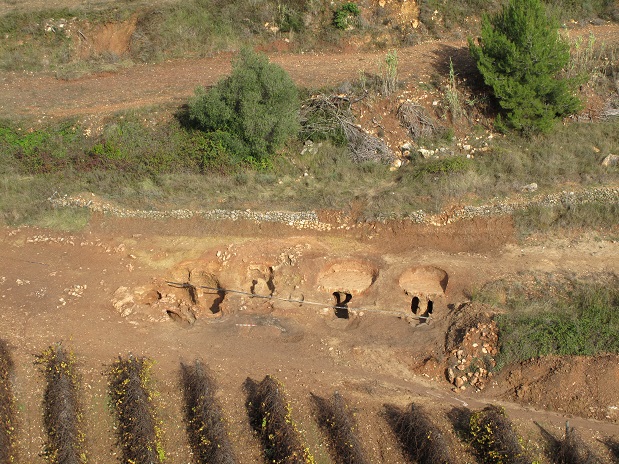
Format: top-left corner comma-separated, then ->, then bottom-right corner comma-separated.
333,3 -> 361,30
188,48 -> 300,163
469,0 -> 582,134
413,156 -> 473,178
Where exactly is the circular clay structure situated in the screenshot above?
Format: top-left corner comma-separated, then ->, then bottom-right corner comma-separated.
317,260 -> 378,294
398,266 -> 448,296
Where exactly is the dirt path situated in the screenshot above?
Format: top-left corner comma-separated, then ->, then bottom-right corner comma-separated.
0,42 -> 460,120
1,23 -> 616,120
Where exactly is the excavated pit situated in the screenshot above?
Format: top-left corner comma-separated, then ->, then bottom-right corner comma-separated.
247,265 -> 276,297
398,266 -> 448,296
399,266 -> 447,321
317,260 -> 378,295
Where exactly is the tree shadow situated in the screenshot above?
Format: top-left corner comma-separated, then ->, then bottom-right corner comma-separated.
175,103 -> 198,130
431,43 -> 478,80
600,437 -> 619,461
429,43 -> 500,121
534,422 -> 561,461
385,402 -> 455,464
446,405 -> 473,438
242,377 -> 261,430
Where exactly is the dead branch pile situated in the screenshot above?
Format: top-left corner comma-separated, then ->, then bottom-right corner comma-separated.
245,375 -> 313,464
397,101 -> 439,140
601,107 -> 619,120
312,392 -> 368,464
299,94 -> 350,144
180,361 -> 235,464
300,94 -> 395,164
468,405 -> 531,464
108,355 -> 163,463
342,122 -> 395,164
0,339 -> 15,464
555,426 -> 603,464
385,403 -> 454,464
36,343 -> 86,464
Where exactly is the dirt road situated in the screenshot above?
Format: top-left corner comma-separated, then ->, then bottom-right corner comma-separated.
1,23 -> 617,120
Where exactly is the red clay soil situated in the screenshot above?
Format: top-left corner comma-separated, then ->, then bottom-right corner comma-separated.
1,215 -> 619,462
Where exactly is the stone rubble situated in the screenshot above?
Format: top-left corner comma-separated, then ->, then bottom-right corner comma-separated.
447,320 -> 499,393
48,186 -> 619,229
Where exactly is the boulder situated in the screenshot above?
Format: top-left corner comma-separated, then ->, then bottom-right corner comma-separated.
601,154 -> 618,167
447,367 -> 455,384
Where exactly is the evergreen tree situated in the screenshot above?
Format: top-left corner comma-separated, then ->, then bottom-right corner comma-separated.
189,48 -> 300,162
469,0 -> 582,133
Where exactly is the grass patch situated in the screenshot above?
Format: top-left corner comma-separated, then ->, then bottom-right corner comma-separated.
0,339 -> 16,464
312,392 -> 368,464
0,0 -> 321,72
514,202 -> 619,237
0,110 -> 618,228
0,5 -> 136,73
35,207 -> 91,231
476,119 -> 619,194
0,9 -> 75,72
475,275 -> 619,368
35,343 -> 86,464
108,355 -> 164,464
180,361 -> 235,464
419,0 -> 615,35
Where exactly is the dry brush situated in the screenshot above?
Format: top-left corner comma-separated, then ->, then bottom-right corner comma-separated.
35,343 -> 86,464
245,375 -> 315,464
180,360 -> 235,464
0,339 -> 16,464
108,355 -> 164,463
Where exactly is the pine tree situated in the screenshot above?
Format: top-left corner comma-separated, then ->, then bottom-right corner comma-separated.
469,0 -> 582,134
